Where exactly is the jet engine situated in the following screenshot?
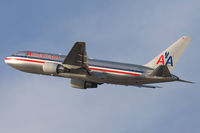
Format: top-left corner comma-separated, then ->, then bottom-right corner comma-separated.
42,62 -> 69,75
71,79 -> 98,89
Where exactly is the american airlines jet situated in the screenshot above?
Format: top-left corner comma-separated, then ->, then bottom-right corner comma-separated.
5,36 -> 193,89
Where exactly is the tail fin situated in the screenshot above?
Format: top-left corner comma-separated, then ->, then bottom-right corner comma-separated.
144,36 -> 192,72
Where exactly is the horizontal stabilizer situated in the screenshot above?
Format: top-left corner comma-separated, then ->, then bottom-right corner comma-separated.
135,84 -> 162,88
178,79 -> 195,84
150,65 -> 171,77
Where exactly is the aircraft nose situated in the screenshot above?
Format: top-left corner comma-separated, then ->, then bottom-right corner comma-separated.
4,57 -> 9,64
4,57 -> 15,65
4,57 -> 18,69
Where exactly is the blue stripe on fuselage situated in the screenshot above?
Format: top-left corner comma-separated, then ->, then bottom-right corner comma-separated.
12,55 -> 63,62
89,64 -> 144,73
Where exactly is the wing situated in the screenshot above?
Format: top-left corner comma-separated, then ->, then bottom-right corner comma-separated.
62,42 -> 91,74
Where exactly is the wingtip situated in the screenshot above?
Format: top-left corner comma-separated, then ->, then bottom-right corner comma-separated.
75,41 -> 86,44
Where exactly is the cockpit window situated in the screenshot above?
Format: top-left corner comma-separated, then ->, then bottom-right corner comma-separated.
11,51 -> 27,56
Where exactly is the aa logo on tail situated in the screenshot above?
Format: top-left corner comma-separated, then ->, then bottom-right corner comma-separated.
156,51 -> 173,66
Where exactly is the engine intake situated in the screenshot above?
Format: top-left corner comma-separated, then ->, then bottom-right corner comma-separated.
43,62 -> 69,75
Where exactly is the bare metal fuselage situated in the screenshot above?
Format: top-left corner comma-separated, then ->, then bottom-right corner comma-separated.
5,51 -> 178,87
5,37 -> 193,88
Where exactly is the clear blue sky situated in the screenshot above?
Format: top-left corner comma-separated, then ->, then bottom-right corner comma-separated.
1,0 -> 200,133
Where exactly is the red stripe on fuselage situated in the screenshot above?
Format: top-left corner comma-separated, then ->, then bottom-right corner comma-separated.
88,67 -> 140,76
5,57 -> 45,64
5,57 -> 141,76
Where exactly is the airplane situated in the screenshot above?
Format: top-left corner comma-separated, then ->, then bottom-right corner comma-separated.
5,36 -> 193,89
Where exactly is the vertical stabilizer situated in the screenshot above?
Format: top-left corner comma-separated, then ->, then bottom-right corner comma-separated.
144,36 -> 192,72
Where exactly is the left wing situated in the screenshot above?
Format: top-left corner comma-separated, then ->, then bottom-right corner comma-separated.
62,42 -> 91,74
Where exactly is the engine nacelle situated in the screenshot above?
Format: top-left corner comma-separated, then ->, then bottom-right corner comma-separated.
43,62 -> 59,74
71,79 -> 98,89
43,62 -> 69,75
